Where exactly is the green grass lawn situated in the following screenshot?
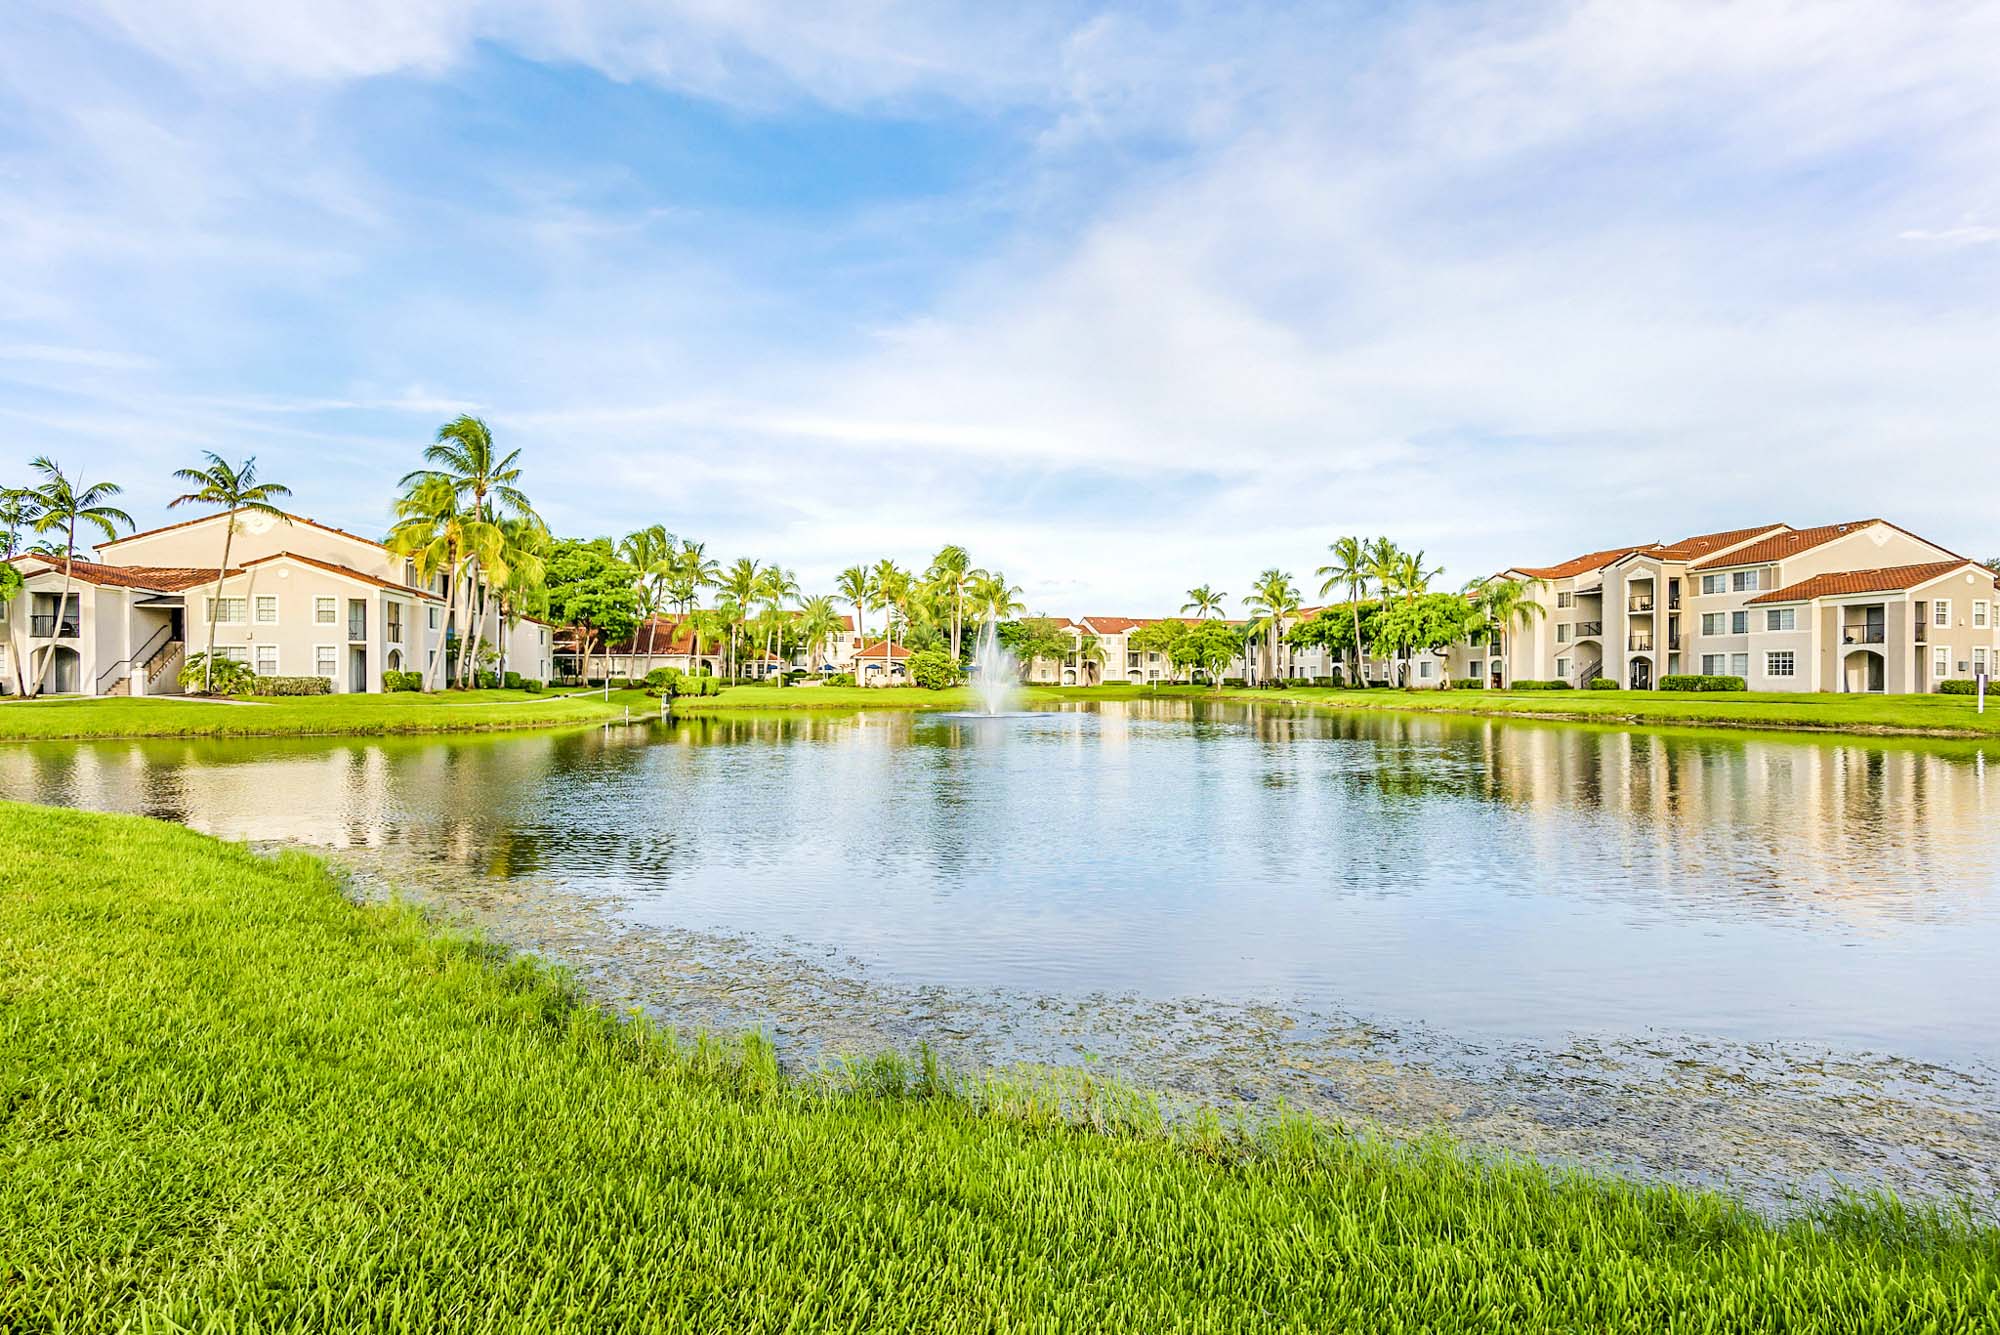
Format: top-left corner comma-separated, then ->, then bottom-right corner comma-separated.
1055,682 -> 2000,738
0,687 -> 650,740
3,803 -> 1993,1331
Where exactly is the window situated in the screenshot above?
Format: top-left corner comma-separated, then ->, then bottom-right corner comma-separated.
1126,653 -> 1139,668
1418,660 -> 1434,679
1730,611 -> 1748,634
538,627 -> 548,648
1556,591 -> 1574,608
1935,599 -> 1950,627
1977,601 -> 1990,628
1556,624 -> 1570,644
1976,647 -> 1989,674
207,596 -> 247,625
254,644 -> 278,675
1147,652 -> 1160,663
314,597 -> 337,624
428,605 -> 441,630
1765,608 -> 1795,631
387,604 -> 404,644
315,645 -> 337,679
1555,656 -> 1570,678
1701,654 -> 1726,675
1766,651 -> 1795,678
1730,653 -> 1749,678
1701,613 -> 1724,635
1467,660 -> 1483,678
254,595 -> 278,624
1701,574 -> 1726,595
216,645 -> 250,665
1935,647 -> 1950,677
1732,570 -> 1761,592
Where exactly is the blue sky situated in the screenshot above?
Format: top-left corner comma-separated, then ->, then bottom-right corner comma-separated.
4,1 -> 1998,613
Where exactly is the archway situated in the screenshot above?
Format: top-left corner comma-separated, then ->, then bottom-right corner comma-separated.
48,645 -> 80,695
1843,649 -> 1884,693
1628,656 -> 1653,690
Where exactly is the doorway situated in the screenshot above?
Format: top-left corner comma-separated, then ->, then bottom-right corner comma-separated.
1629,657 -> 1652,690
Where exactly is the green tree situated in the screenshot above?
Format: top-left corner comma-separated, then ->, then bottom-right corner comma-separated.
907,646 -> 961,690
756,565 -> 800,683
1466,577 -> 1546,686
543,538 -> 640,680
22,458 -> 133,697
618,525 -> 678,680
1316,535 -> 1372,686
796,595 -> 845,674
926,545 -> 978,661
388,477 -> 499,690
1171,619 -> 1243,691
167,452 -> 293,694
1180,585 -> 1227,619
1242,569 -> 1301,685
837,565 -> 875,655
871,560 -> 909,648
1129,619 -> 1189,683
1372,592 -> 1479,688
717,558 -> 763,680
2,485 -> 39,696
494,515 -> 551,682
995,617 -> 1073,683
967,570 -> 1024,626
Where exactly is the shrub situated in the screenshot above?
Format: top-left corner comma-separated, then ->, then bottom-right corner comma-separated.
503,671 -> 523,689
381,669 -> 423,693
1659,674 -> 1747,692
472,671 -> 500,690
1452,678 -> 1487,690
644,666 -> 684,698
908,648 -> 962,691
1222,677 -> 1246,688
1587,678 -> 1622,691
824,672 -> 855,687
519,678 -> 542,693
1938,679 -> 1980,695
1510,680 -> 1568,691
178,653 -> 257,696
252,675 -> 332,697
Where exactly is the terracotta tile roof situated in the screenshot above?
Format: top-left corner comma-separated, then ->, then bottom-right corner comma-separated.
1651,523 -> 1788,561
612,619 -> 720,655
1080,616 -> 1145,634
96,507 -> 392,554
1746,561 -> 1994,605
854,639 -> 912,659
1687,519 -> 1929,570
238,551 -> 441,599
1513,545 -> 1659,581
9,555 -> 225,592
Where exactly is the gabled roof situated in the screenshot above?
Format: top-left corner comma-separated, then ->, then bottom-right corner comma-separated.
1513,544 -> 1659,581
237,551 -> 441,600
1651,523 -> 1788,561
9,554 -> 223,593
1079,615 -> 1144,634
1687,519 -> 1953,570
854,639 -> 912,659
96,507 -> 391,555
1745,561 -> 1996,605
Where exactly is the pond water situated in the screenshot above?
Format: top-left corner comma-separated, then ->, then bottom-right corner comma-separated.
7,700 -> 1998,1208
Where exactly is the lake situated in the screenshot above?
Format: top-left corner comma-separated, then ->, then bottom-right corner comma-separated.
7,698 -> 1997,1207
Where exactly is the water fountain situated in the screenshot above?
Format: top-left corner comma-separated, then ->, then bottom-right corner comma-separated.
970,616 -> 1019,715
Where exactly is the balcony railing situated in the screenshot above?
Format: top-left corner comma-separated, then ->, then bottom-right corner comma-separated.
1573,620 -> 1602,637
348,613 -> 367,641
1916,624 -> 1927,643
1628,597 -> 1654,613
1842,628 -> 1886,645
29,614 -> 78,638
1627,636 -> 1654,653
1667,631 -> 1680,650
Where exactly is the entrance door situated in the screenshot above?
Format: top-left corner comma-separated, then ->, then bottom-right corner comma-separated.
350,647 -> 368,693
50,646 -> 80,694
1630,658 -> 1652,690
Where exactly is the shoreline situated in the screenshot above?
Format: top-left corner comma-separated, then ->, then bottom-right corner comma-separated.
8,802 -> 1996,1329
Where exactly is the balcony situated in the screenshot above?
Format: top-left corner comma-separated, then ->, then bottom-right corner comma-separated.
1572,620 -> 1603,638
1627,636 -> 1654,653
29,614 -> 79,638
1667,631 -> 1680,650
1842,628 -> 1886,646
1627,597 -> 1654,613
1916,624 -> 1927,643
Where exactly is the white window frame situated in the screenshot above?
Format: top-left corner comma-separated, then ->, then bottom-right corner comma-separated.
1556,591 -> 1575,609
254,595 -> 279,625
1729,653 -> 1749,678
1935,646 -> 1950,677
314,597 -> 337,625
1976,601 -> 1990,629
1975,647 -> 1988,674
1766,651 -> 1795,678
216,645 -> 250,665
428,605 -> 441,630
1732,569 -> 1761,593
1556,623 -> 1570,644
1934,599 -> 1950,628
207,596 -> 248,626
1765,608 -> 1795,631
253,643 -> 279,676
314,644 -> 338,681
1701,574 -> 1725,595
1730,611 -> 1748,635
1417,660 -> 1434,679
1702,654 -> 1725,675
1701,613 -> 1723,636
1554,656 -> 1570,678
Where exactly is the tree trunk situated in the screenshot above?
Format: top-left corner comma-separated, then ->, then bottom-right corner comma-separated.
202,521 -> 234,693
1350,597 -> 1363,686
426,561 -> 459,691
454,561 -> 482,688
27,521 -> 78,697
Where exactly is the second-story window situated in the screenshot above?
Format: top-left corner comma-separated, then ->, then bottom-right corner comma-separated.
315,597 -> 337,625
1935,599 -> 1951,627
1976,601 -> 1989,628
1556,591 -> 1574,608
1701,574 -> 1726,595
387,603 -> 405,644
1731,611 -> 1748,634
255,595 -> 278,624
208,596 -> 247,625
1765,608 -> 1795,631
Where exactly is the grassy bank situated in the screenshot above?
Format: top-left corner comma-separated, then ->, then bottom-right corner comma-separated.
3,804 -> 1993,1331
1052,682 -> 2000,738
0,687 -> 646,740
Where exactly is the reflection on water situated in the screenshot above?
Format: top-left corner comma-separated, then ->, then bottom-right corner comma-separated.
7,700 -> 1998,1206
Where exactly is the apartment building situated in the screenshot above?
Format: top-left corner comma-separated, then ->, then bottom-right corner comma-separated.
2,507 -> 552,696
562,613 -> 864,682
1467,520 -> 2000,692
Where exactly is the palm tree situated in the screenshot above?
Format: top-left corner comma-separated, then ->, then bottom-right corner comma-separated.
21,458 -> 133,696
796,595 -> 845,674
1181,584 -> 1227,620
837,565 -> 874,659
619,525 -> 677,679
756,565 -> 800,682
389,477 -> 499,690
926,545 -> 978,661
1382,547 -> 1443,686
1468,576 -> 1545,687
967,570 -> 1024,625
871,559 -> 909,648
493,515 -> 550,683
404,416 -> 529,688
717,557 -> 762,681
1073,631 -> 1106,686
1243,569 -> 1301,685
1362,538 -> 1404,683
1316,535 -> 1371,687
167,452 -> 293,693
668,540 -> 718,627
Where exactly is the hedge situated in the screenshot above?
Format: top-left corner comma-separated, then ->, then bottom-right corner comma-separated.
252,675 -> 332,697
1587,678 -> 1622,691
1938,679 -> 1982,695
382,670 -> 423,692
1659,674 -> 1747,692
1510,680 -> 1569,691
1451,678 -> 1486,690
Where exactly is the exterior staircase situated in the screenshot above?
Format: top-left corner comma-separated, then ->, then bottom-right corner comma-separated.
145,640 -> 185,696
1575,657 -> 1602,688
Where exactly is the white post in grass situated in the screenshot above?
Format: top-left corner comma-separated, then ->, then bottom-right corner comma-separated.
1979,669 -> 1987,714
